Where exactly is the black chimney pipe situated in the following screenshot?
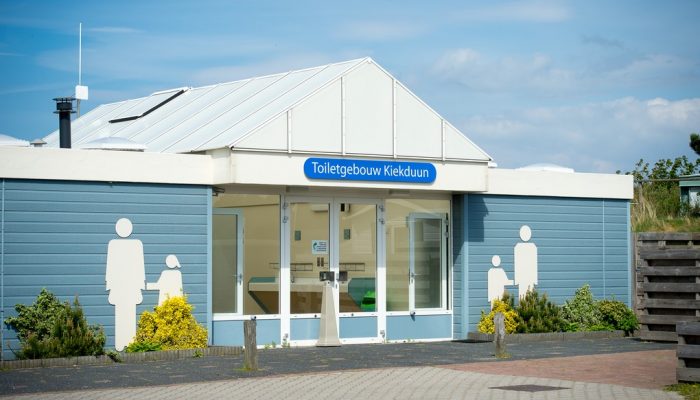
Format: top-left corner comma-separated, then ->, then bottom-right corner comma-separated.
54,97 -> 75,149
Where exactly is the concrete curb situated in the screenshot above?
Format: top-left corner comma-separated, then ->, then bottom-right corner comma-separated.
466,330 -> 626,343
0,346 -> 243,370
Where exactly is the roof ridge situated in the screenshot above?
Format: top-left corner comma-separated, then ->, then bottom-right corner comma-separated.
224,58 -> 371,150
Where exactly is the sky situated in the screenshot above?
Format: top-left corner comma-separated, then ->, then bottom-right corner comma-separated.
1,0 -> 699,173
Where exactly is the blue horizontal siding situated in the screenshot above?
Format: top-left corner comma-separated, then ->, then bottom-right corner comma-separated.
212,319 -> 281,346
4,212 -> 205,225
291,318 -> 320,341
458,195 -> 630,333
386,314 -> 452,340
339,317 -> 377,339
1,179 -> 210,360
451,194 -> 467,339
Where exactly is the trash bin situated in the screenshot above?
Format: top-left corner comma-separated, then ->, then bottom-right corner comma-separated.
360,291 -> 376,312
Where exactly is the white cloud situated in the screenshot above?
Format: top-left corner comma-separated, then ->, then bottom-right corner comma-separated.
0,82 -> 67,96
581,35 -> 624,49
433,48 -> 698,96
463,97 -> 700,173
457,0 -> 571,23
87,26 -> 142,34
606,53 -> 696,84
433,48 -> 575,93
190,53 -> 342,85
337,20 -> 427,41
35,34 -> 277,83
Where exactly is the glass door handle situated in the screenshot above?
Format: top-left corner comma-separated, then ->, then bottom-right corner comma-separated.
237,273 -> 243,284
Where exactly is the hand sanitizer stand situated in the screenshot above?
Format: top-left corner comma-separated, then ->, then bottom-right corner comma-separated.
317,274 -> 341,347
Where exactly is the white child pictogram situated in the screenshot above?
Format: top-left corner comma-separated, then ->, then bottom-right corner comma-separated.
487,255 -> 514,307
147,254 -> 184,305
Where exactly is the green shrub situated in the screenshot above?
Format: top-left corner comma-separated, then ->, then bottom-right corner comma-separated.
4,288 -> 66,343
598,299 -> 639,334
562,322 -> 579,332
477,292 -> 519,334
125,340 -> 162,353
130,296 -> 207,351
515,289 -> 564,333
561,284 -> 602,330
17,297 -> 105,359
587,323 -> 615,331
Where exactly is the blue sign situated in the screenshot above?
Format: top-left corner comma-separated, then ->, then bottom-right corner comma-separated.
304,158 -> 436,183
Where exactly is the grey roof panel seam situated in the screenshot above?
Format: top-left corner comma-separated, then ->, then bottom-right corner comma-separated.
227,58 -> 369,150
140,79 -> 257,148
193,64 -> 337,151
123,85 -> 218,142
159,70 -> 296,152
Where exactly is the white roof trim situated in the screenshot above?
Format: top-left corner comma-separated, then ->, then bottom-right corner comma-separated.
0,133 -> 30,147
42,57 -> 492,163
228,57 -> 371,151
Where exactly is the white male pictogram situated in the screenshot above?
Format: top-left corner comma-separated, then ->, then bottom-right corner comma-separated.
514,225 -> 538,299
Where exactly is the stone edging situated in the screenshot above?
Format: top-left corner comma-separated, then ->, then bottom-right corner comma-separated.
0,346 -> 243,370
466,330 -> 626,343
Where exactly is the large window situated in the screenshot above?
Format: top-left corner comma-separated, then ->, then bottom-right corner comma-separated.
289,202 -> 329,314
338,203 -> 377,313
213,194 -> 280,315
287,200 -> 378,315
385,199 -> 449,311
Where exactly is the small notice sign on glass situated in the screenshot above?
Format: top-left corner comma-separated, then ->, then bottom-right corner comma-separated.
312,240 -> 328,255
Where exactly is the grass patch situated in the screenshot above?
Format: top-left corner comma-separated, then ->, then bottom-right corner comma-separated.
634,216 -> 700,232
666,383 -> 700,400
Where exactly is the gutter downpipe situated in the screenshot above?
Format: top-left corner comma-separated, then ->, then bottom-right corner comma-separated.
1,179 -> 5,360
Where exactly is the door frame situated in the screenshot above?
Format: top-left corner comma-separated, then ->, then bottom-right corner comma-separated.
407,212 -> 448,312
281,195 -> 385,345
212,208 -> 244,318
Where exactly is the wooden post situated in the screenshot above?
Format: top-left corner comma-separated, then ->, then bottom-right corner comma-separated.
494,312 -> 507,358
244,319 -> 258,370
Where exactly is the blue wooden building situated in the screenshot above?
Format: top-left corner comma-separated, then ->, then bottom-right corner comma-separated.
0,58 -> 632,359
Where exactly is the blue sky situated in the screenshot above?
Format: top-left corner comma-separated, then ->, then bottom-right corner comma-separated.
1,0 -> 698,173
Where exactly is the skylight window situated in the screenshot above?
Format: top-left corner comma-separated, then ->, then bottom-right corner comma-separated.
109,88 -> 186,123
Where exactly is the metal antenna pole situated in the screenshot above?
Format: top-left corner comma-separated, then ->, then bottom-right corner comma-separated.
77,22 -> 82,117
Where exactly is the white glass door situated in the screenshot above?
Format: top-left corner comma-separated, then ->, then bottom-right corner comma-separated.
212,208 -> 244,316
283,197 -> 384,344
408,213 -> 448,311
288,200 -> 331,315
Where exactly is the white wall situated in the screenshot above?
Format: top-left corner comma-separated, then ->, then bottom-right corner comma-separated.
0,147 -> 213,185
485,168 -> 633,199
228,152 -> 489,192
0,147 -> 633,200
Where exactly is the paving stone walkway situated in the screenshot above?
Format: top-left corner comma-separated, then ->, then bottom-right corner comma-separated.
1,366 -> 681,400
444,349 -> 677,390
0,338 -> 680,399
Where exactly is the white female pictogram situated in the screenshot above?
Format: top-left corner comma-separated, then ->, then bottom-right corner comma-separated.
105,218 -> 145,351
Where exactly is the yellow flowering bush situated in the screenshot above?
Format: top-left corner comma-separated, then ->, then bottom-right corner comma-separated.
477,298 -> 519,334
131,296 -> 207,351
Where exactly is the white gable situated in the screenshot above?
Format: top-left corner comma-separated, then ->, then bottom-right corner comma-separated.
44,58 -> 492,163
344,61 -> 394,155
235,59 -> 490,162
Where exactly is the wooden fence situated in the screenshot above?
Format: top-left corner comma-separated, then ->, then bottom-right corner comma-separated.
677,322 -> 700,382
635,232 -> 700,342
